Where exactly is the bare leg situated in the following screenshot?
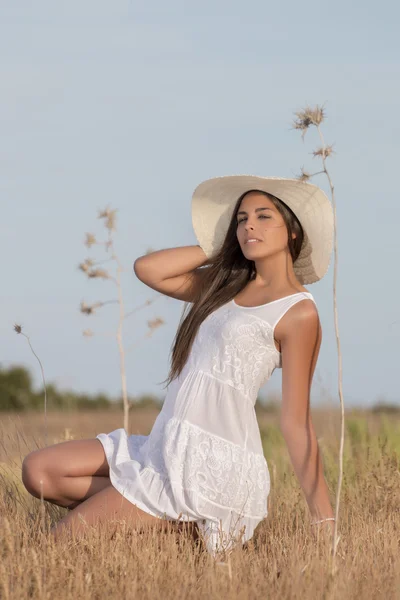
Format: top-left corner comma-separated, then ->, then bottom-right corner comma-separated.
22,439 -> 112,509
49,483 -> 189,543
21,438 -> 201,546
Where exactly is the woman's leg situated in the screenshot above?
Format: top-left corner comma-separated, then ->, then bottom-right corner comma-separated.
49,482 -> 197,543
22,438 -> 112,509
22,438 -> 201,545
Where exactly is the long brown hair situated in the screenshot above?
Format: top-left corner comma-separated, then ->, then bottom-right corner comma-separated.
160,190 -> 304,389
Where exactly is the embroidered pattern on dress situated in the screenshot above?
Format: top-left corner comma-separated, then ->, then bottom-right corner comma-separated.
199,308 -> 278,401
147,416 -> 270,518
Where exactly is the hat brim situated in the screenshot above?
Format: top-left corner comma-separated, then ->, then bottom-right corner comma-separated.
191,175 -> 334,285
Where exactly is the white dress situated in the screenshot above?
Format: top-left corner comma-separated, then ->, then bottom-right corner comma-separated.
96,291 -> 316,556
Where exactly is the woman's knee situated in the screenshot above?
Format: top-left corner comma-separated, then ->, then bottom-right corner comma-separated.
22,451 -> 48,498
21,438 -> 109,498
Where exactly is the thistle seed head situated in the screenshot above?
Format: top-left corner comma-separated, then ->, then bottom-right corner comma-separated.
296,167 -> 312,182
98,207 -> 117,232
13,323 -> 22,334
292,104 -> 326,138
82,329 -> 94,337
80,302 -> 92,315
78,258 -> 95,274
312,144 -> 335,159
147,317 -> 165,335
80,301 -> 103,315
84,233 -> 97,248
87,268 -> 110,280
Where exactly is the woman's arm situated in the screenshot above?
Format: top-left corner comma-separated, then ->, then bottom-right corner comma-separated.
133,245 -> 209,302
277,300 -> 334,525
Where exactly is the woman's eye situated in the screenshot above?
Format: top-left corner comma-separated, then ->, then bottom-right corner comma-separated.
237,215 -> 270,224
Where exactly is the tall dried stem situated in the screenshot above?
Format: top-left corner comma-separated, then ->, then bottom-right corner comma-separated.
80,213 -> 131,431
292,104 -> 345,572
109,239 -> 129,432
79,209 -> 165,434
315,123 -> 345,567
13,325 -> 48,446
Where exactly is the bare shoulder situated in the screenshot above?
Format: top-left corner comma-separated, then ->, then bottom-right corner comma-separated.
275,297 -> 320,344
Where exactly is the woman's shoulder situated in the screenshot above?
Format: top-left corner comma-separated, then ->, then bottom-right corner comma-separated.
274,293 -> 319,342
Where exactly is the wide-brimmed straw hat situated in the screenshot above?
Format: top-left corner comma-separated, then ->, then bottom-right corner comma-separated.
191,175 -> 334,285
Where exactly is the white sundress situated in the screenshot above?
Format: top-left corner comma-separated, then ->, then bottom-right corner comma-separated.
96,291 -> 316,556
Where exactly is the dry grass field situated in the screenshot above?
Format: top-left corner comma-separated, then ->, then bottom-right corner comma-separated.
1,407 -> 399,599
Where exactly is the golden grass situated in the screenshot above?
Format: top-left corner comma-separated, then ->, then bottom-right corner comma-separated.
1,408 -> 399,599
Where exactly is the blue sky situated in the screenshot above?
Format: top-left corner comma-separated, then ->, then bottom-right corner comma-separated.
2,1 -> 399,407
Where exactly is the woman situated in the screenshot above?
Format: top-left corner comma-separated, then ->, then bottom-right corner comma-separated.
22,174 -> 335,558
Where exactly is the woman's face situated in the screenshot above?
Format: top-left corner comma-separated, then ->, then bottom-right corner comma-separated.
235,191 -> 295,259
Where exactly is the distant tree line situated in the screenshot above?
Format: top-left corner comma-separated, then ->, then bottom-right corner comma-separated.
0,365 -> 163,412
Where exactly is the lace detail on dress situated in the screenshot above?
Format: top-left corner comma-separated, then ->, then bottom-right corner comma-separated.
201,308 -> 278,401
141,415 -> 269,518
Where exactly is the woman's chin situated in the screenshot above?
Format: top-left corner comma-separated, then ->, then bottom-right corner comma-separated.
242,243 -> 264,255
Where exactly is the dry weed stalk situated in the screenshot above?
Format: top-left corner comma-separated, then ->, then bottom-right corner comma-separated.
13,324 -> 48,447
292,104 -> 345,571
79,207 -> 165,432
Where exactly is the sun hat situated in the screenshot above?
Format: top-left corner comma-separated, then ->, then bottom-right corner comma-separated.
191,175 -> 334,285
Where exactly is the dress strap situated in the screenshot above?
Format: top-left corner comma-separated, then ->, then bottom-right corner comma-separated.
269,292 -> 317,331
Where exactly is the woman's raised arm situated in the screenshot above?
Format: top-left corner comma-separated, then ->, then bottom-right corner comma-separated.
133,245 -> 209,303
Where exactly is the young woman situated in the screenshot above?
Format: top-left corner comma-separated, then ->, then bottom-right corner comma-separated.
22,175 -> 335,558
